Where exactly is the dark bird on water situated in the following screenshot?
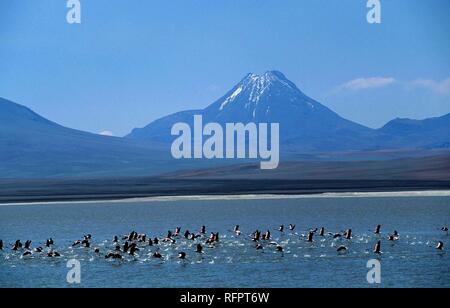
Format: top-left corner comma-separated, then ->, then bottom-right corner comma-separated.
196,244 -> 203,253
262,230 -> 271,240
388,231 -> 399,241
105,252 -> 122,259
22,251 -> 32,257
344,229 -> 352,240
252,230 -> 261,242
337,246 -> 348,253
319,227 -> 325,237
47,251 -> 60,257
306,231 -> 314,243
375,225 -> 381,235
374,241 -> 382,255
129,243 -> 139,256
46,238 -> 54,247
12,240 -> 22,251
332,233 -> 342,239
234,225 -> 241,236
174,227 -> 181,237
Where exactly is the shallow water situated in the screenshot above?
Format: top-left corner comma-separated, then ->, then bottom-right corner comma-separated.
0,196 -> 449,288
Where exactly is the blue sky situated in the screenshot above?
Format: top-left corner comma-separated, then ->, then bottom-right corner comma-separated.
1,0 -> 449,136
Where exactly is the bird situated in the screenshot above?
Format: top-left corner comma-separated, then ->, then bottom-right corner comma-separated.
47,251 -> 61,258
337,246 -> 348,253
388,231 -> 399,241
12,240 -> 22,251
22,251 -> 32,257
288,224 -> 296,231
123,241 -> 130,253
252,230 -> 261,242
233,225 -> 241,236
46,238 -> 54,247
200,226 -> 206,234
34,247 -> 43,253
374,225 -> 381,235
72,240 -> 82,247
319,227 -> 325,237
332,233 -> 342,239
128,243 -> 139,256
306,231 -> 314,243
344,229 -> 352,240
174,227 -> 181,237
436,241 -> 444,251
262,230 -> 271,240
178,252 -> 186,260
196,244 -> 203,253
374,241 -> 382,255
105,252 -> 122,259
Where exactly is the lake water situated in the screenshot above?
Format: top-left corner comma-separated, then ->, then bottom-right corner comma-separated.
0,195 -> 449,288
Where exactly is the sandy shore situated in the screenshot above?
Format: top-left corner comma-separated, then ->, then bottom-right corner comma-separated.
1,190 -> 449,206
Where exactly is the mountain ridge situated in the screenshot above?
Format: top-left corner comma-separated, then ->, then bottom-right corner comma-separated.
1,68 -> 449,179
127,71 -> 377,151
127,71 -> 449,152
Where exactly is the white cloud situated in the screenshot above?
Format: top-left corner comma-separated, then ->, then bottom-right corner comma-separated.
99,130 -> 114,137
409,78 -> 450,95
336,77 -> 396,92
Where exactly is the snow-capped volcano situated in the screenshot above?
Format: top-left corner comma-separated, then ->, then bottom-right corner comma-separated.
208,71 -> 316,121
127,71 -> 448,152
128,71 -> 375,151
127,71 -> 369,150
217,71 -> 309,110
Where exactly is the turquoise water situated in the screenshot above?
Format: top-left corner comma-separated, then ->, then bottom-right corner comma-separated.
0,196 -> 449,288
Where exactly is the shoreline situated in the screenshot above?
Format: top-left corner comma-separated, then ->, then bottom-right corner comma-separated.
1,178 -> 449,206
1,189 -> 450,207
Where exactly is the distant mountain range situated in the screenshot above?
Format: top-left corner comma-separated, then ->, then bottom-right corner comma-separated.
1,71 -> 449,178
128,71 -> 450,152
0,98 -> 171,178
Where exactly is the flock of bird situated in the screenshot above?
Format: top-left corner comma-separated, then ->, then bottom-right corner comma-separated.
0,225 -> 447,262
